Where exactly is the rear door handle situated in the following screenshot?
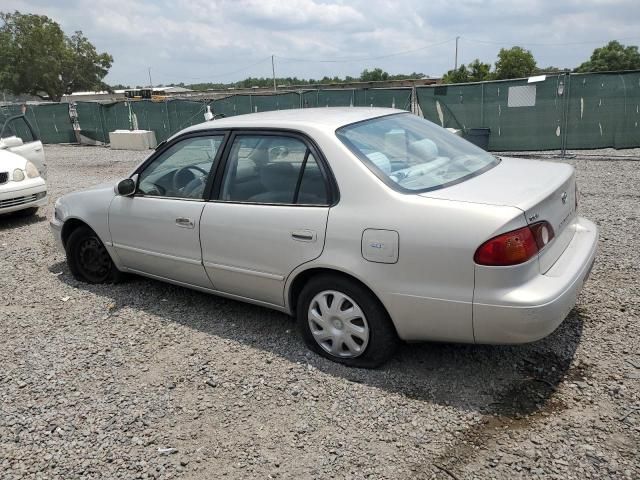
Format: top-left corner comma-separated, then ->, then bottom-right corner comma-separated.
291,229 -> 316,242
175,217 -> 195,229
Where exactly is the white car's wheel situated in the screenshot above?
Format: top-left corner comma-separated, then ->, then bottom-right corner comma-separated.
297,275 -> 399,368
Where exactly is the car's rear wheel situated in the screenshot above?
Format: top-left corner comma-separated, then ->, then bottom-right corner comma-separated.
296,275 -> 399,368
66,226 -> 122,284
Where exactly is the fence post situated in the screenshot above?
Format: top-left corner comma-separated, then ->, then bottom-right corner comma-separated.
560,73 -> 571,158
480,83 -> 485,127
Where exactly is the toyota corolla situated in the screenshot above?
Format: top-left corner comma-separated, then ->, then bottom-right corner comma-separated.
50,108 -> 598,367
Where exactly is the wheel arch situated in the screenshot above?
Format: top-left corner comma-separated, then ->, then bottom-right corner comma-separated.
286,267 -> 395,329
61,217 -> 92,248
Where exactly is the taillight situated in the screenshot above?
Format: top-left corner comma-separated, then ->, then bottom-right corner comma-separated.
474,221 -> 555,266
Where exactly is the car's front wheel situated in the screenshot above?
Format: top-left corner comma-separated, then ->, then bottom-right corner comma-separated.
66,226 -> 122,284
296,275 -> 399,368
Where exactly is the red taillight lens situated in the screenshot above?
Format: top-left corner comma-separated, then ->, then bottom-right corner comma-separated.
474,221 -> 554,266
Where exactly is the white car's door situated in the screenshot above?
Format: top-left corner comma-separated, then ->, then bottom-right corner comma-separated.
109,134 -> 226,288
200,133 -> 334,307
0,116 -> 46,177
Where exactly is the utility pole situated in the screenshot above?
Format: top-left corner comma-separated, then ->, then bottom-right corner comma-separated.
271,55 -> 277,92
148,67 -> 153,89
454,36 -> 460,70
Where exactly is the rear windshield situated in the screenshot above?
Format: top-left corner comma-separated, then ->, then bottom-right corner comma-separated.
336,113 -> 499,192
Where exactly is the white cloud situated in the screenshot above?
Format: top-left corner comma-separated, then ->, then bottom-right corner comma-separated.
4,0 -> 640,85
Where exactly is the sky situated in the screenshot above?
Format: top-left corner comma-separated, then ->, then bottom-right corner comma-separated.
3,0 -> 640,86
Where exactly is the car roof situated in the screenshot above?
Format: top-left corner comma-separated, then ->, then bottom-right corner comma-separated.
175,107 -> 405,138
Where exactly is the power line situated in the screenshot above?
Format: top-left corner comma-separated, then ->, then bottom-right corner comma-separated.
276,38 -> 456,63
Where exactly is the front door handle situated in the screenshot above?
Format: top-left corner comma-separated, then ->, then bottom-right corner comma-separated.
175,217 -> 195,229
291,229 -> 316,242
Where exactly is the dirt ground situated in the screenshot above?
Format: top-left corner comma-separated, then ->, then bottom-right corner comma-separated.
0,144 -> 638,479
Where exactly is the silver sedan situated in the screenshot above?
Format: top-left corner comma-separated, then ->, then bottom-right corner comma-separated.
50,108 -> 598,367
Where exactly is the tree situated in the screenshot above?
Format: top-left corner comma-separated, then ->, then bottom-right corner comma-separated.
468,59 -> 493,81
442,59 -> 493,84
494,46 -> 537,80
359,68 -> 389,82
0,11 -> 112,101
575,41 -> 640,73
442,65 -> 470,84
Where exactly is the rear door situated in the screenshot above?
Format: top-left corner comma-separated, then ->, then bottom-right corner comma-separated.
200,132 -> 335,307
0,115 -> 46,177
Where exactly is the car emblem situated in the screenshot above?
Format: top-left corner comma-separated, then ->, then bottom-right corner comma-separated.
561,191 -> 568,204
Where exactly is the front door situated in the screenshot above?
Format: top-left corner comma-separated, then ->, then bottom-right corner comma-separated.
0,115 -> 46,177
201,133 -> 333,307
109,134 -> 225,288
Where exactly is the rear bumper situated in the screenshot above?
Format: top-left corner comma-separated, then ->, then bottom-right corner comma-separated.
473,216 -> 598,344
0,180 -> 47,214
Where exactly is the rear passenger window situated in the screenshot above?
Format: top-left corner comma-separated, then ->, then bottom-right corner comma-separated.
220,135 -> 329,205
297,154 -> 328,205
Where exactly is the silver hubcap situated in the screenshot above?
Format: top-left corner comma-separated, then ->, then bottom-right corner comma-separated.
308,290 -> 369,358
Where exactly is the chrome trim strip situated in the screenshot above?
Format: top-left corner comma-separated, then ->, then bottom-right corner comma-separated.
112,243 -> 202,265
202,261 -> 285,281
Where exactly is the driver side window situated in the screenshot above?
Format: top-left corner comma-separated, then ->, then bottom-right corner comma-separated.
137,135 -> 223,199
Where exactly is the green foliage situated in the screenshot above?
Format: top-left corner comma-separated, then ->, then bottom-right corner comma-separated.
494,46 -> 537,80
442,59 -> 493,84
575,41 -> 640,73
0,11 -> 112,101
360,68 -> 389,82
166,68 -> 425,91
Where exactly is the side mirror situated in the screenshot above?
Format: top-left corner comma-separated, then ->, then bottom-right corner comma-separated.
115,178 -> 136,196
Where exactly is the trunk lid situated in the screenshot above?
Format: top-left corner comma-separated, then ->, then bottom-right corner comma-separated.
420,156 -> 577,272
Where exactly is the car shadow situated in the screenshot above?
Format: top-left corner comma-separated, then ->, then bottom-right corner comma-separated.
0,209 -> 47,230
50,261 -> 585,419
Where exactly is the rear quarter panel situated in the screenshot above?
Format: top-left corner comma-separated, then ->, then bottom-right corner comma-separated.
287,129 -> 527,343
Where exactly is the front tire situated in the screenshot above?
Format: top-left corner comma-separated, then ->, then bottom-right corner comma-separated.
66,226 -> 122,284
296,275 -> 399,368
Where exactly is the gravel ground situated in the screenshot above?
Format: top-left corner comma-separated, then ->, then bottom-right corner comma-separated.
1,144 -> 638,479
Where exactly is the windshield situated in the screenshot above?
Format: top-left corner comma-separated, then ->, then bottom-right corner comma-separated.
336,113 -> 499,192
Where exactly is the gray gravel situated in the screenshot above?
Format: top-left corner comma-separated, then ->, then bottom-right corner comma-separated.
1,144 -> 638,479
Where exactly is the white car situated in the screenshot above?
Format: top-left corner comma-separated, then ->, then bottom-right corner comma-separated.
50,108 -> 598,367
0,115 -> 47,216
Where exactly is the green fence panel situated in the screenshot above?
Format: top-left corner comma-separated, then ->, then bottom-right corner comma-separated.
565,72 -> 640,149
416,84 -> 483,130
355,88 -> 412,110
75,102 -> 107,143
302,89 -> 355,108
166,100 -> 207,135
28,103 -> 76,144
482,76 -> 564,151
212,95 -> 253,117
417,71 -> 640,151
251,92 -> 301,112
130,101 -> 170,142
417,77 -> 565,151
100,102 -> 132,137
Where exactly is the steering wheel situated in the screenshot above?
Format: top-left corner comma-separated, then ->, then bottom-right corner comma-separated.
172,165 -> 208,193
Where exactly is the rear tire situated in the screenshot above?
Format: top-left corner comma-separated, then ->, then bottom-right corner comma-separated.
66,226 -> 123,284
296,274 -> 399,368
